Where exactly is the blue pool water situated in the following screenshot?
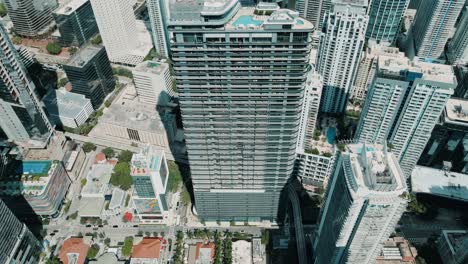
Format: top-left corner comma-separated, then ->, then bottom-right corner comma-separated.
296,19 -> 304,25
327,127 -> 336,144
151,156 -> 161,170
356,147 -> 375,154
19,161 -> 51,174
233,16 -> 263,26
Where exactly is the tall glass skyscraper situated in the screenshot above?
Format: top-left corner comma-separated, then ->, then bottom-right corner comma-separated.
411,0 -> 465,60
4,0 -> 57,37
0,24 -> 52,146
366,0 -> 410,44
355,55 -> 456,177
169,0 -> 314,221
0,198 -> 42,264
147,0 -> 170,57
53,0 -> 99,47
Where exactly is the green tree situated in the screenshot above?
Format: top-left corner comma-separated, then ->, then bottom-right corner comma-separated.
80,178 -> 87,187
168,161 -> 182,192
58,78 -> 69,87
118,150 -> 133,163
91,35 -> 102,45
12,36 -> 22,45
82,142 -> 96,153
112,67 -> 133,78
110,162 -> 132,190
104,100 -> 111,108
102,147 -> 114,159
87,244 -> 100,259
407,194 -> 427,214
180,188 -> 191,206
0,3 -> 7,17
69,211 -> 78,220
122,236 -> 133,256
46,42 -> 62,55
104,238 -> 111,246
68,47 -> 78,55
305,148 -> 320,155
45,256 -> 62,264
63,200 -> 71,213
261,230 -> 270,245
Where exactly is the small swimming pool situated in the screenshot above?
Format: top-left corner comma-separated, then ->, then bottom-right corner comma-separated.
233,15 -> 263,26
19,161 -> 51,175
326,127 -> 336,144
296,19 -> 304,25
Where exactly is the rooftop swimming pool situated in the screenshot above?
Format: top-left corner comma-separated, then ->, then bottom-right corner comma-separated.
18,161 -> 51,175
233,15 -> 263,26
296,19 -> 304,25
327,127 -> 336,144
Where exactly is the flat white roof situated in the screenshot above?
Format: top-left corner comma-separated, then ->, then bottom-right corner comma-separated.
444,98 -> 468,125
411,166 -> 468,202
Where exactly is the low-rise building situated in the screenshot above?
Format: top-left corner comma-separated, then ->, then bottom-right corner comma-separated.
438,230 -> 468,264
132,61 -> 174,106
59,237 -> 90,264
232,240 -> 252,264
89,100 -> 175,154
43,89 -> 94,128
376,237 -> 418,264
188,242 -> 215,264
0,159 -> 71,217
411,165 -> 468,203
131,146 -> 169,223
89,252 -> 125,264
64,148 -> 86,180
78,163 -> 113,217
130,237 -> 163,264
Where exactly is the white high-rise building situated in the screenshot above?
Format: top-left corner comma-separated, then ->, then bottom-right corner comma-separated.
448,7 -> 468,64
411,0 -> 465,60
147,0 -> 170,58
356,56 -> 456,177
297,68 -> 323,150
90,0 -> 152,65
314,143 -> 408,264
296,0 -> 332,29
132,61 -> 173,106
350,41 -> 405,101
317,0 -> 368,113
294,68 -> 335,189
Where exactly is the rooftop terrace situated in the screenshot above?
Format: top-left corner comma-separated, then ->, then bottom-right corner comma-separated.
344,143 -> 406,194
134,61 -> 169,75
0,160 -> 59,196
378,55 -> 457,85
67,45 -> 102,67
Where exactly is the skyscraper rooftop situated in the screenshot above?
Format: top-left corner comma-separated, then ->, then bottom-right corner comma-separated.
343,143 -> 406,196
377,55 -> 457,84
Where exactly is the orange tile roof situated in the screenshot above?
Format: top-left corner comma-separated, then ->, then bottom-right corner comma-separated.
59,238 -> 90,264
132,238 -> 162,259
95,153 -> 106,163
195,242 -> 215,260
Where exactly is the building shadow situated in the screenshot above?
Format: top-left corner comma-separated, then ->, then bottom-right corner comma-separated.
275,177 -> 319,264
0,143 -> 44,241
155,93 -> 193,204
26,62 -> 58,100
